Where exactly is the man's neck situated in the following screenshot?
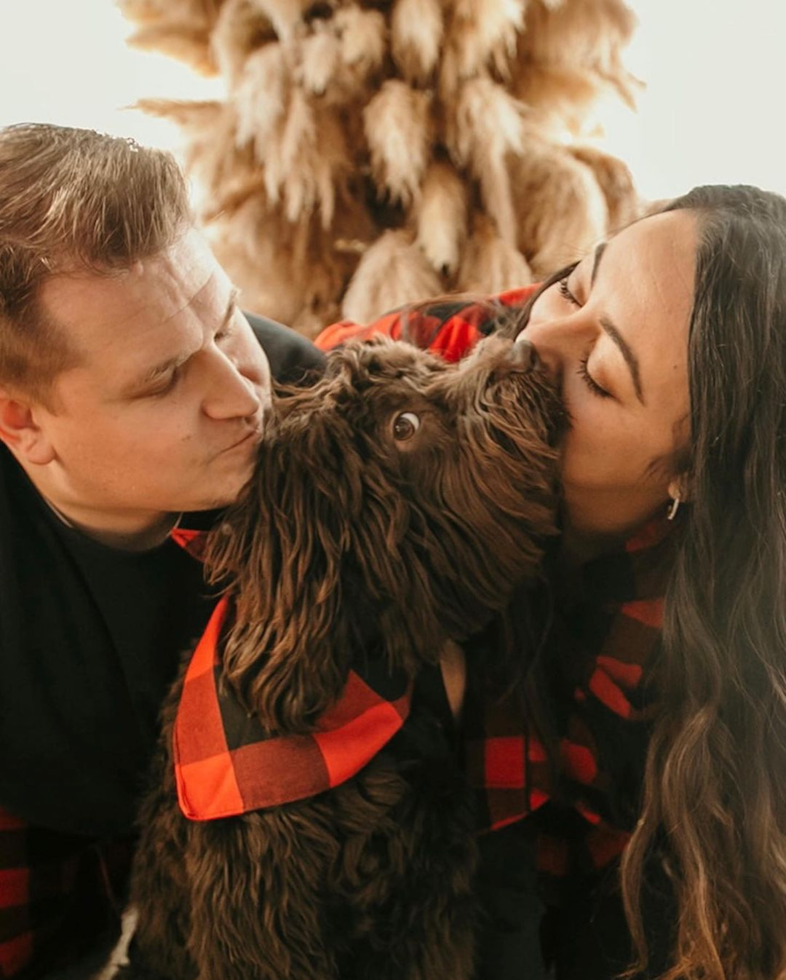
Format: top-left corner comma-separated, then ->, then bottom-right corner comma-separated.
11,452 -> 180,552
43,499 -> 182,551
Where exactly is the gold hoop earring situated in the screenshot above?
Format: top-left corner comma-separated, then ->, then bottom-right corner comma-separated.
666,494 -> 680,521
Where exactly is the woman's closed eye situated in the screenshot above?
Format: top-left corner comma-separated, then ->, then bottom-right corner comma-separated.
557,275 -> 612,399
558,276 -> 580,307
578,355 -> 611,399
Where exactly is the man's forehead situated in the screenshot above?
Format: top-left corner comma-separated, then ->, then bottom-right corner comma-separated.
39,232 -> 224,352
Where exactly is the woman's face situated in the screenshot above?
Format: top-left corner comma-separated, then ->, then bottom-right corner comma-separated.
520,210 -> 698,541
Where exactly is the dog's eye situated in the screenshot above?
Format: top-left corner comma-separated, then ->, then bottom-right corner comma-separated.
392,412 -> 421,441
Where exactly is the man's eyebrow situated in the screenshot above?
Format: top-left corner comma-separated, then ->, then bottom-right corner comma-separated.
586,241 -> 644,404
136,288 -> 240,388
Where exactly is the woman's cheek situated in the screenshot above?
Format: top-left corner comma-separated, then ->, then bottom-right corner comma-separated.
561,372 -> 593,430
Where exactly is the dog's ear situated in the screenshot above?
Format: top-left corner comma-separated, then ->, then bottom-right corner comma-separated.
203,417 -> 363,735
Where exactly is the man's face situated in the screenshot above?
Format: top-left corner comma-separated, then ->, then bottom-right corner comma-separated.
27,230 -> 272,531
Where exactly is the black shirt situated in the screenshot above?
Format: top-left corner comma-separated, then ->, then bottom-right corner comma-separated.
0,314 -> 325,837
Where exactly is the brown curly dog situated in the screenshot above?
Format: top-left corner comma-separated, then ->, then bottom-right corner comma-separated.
120,334 -> 563,980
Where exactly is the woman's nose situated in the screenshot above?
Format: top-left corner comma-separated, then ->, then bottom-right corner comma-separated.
519,314 -> 585,381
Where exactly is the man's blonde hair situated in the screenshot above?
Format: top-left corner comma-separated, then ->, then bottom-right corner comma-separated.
0,124 -> 192,399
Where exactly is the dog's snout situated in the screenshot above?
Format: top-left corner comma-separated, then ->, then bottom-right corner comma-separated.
508,338 -> 539,372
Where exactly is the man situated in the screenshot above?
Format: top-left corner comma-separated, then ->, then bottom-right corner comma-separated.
0,123 -> 324,978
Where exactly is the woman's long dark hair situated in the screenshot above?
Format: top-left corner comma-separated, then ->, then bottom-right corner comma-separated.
618,186 -> 786,979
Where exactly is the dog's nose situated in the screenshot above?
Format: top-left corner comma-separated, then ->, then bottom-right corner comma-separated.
508,338 -> 540,372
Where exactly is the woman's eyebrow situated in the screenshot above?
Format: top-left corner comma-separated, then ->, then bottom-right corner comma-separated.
588,241 -> 644,404
601,317 -> 644,404
590,242 -> 607,287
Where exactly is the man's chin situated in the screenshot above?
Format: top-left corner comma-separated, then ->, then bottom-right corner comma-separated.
183,477 -> 253,513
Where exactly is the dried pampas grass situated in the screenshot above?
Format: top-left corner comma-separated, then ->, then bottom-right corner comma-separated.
521,0 -> 640,108
209,198 -> 351,335
261,91 -> 350,227
118,0 -> 222,25
135,99 -> 257,211
457,213 -> 533,293
446,77 -> 526,244
391,0 -> 444,84
342,230 -> 443,324
364,81 -> 433,206
123,0 -> 640,333
252,0 -> 311,42
234,44 -> 288,159
567,144 -> 640,231
415,161 -> 470,277
440,0 -> 526,93
126,22 -> 217,74
509,132 -> 608,273
211,0 -> 275,86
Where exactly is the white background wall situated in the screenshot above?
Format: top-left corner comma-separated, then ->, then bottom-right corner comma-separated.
0,0 -> 785,201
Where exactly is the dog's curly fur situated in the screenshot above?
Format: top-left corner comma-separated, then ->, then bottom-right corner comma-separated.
121,334 -> 563,980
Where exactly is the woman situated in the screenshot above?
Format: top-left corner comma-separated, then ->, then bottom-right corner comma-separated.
316,185 -> 786,979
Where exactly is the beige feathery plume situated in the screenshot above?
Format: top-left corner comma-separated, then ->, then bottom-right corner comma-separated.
364,81 -> 433,207
117,0 -> 162,23
567,144 -> 640,232
440,0 -> 526,94
117,0 -> 223,24
513,63 -> 602,138
509,133 -> 608,274
208,196 -> 351,335
414,161 -> 469,277
125,22 -> 217,74
457,212 -> 533,293
124,0 -> 640,334
521,0 -> 639,109
295,26 -> 340,97
307,6 -> 388,108
234,44 -> 288,159
208,199 -> 305,327
335,6 -> 387,75
252,0 -> 310,42
390,0 -> 444,84
446,77 -> 526,244
264,88 -> 319,218
211,0 -> 275,87
289,219 -> 365,336
263,92 -> 350,228
342,230 -> 443,324
134,99 -> 258,211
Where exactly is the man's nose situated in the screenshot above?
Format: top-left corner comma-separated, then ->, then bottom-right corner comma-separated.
202,359 -> 263,420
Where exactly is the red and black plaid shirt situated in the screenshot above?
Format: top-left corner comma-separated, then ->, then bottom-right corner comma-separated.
0,288 -> 673,976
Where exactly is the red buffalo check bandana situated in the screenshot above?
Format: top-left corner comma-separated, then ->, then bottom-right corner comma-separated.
172,592 -> 412,820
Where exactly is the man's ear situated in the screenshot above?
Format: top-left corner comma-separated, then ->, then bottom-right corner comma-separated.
0,391 -> 56,464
